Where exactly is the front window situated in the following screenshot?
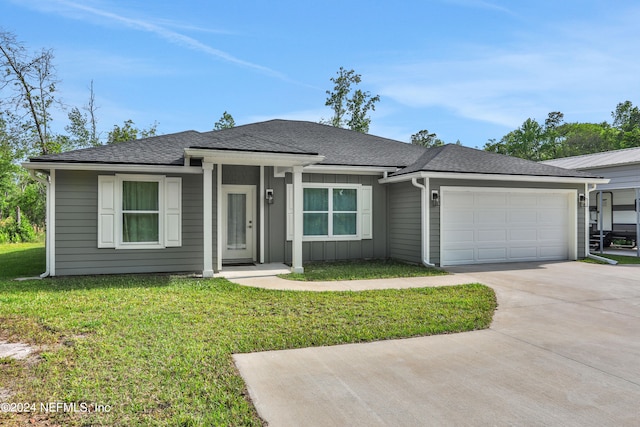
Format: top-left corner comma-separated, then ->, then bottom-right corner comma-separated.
122,181 -> 160,243
303,186 -> 358,238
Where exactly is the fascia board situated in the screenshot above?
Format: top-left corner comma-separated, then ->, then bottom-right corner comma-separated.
379,171 -> 610,185
303,165 -> 398,175
22,162 -> 203,174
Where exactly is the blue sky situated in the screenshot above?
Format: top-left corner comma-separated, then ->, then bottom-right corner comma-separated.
2,0 -> 639,148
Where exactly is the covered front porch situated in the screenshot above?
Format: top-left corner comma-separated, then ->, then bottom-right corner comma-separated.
185,148 -> 325,277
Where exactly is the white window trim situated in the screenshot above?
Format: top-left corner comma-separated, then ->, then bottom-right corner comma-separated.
302,184 -> 361,241
286,183 -> 373,242
116,174 -> 165,249
98,174 -> 182,250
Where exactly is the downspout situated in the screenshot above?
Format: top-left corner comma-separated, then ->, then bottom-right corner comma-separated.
585,183 -> 617,265
411,177 -> 435,267
29,169 -> 51,277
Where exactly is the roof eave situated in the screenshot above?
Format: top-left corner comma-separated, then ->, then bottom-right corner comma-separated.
22,161 -> 203,174
379,170 -> 609,185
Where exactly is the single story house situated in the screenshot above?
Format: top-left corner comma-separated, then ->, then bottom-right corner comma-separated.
543,147 -> 640,254
23,120 -> 606,277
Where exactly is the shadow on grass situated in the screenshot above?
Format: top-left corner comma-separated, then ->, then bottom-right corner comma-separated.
0,247 -> 46,279
0,273 -> 190,293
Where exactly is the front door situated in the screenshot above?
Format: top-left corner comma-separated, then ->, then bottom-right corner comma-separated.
222,185 -> 256,262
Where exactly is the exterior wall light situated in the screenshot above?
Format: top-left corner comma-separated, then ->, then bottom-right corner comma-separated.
431,190 -> 440,207
266,188 -> 274,204
578,193 -> 587,208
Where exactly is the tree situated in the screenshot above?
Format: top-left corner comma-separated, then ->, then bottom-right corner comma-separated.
324,67 -> 380,133
107,119 -> 158,144
214,111 -> 235,130
411,129 -> 445,147
611,100 -> 640,132
66,80 -> 100,148
484,113 -> 568,161
0,29 -> 59,156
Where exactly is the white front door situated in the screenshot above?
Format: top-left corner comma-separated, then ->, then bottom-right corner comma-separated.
222,185 -> 256,262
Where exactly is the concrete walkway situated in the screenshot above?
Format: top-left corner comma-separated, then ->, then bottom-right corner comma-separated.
233,261 -> 640,426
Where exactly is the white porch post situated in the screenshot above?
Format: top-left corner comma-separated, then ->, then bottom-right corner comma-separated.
217,164 -> 223,272
259,165 -> 265,264
202,162 -> 214,277
291,166 -> 304,273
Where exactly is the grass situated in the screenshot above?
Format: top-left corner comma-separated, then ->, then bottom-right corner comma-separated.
0,243 -> 496,426
279,259 -> 448,281
581,253 -> 640,264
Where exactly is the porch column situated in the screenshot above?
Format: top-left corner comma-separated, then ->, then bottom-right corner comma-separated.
291,166 -> 304,273
202,162 -> 214,277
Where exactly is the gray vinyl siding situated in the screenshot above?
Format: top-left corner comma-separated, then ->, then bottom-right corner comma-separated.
586,164 -> 640,191
429,179 -> 587,265
388,181 -> 422,264
55,170 -> 206,276
264,167 -> 287,263
282,173 -> 388,263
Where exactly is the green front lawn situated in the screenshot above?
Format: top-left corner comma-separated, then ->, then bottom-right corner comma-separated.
581,253 -> 640,264
279,259 -> 447,281
0,244 -> 496,426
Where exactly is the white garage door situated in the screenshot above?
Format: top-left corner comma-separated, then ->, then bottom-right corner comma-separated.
440,187 -> 576,266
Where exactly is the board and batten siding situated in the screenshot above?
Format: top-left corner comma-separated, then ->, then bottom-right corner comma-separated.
388,181 -> 422,264
429,179 -> 587,265
281,173 -> 388,263
55,170 -> 207,276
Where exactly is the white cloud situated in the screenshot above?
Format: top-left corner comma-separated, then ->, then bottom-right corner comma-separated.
13,0 -> 289,80
375,7 -> 640,130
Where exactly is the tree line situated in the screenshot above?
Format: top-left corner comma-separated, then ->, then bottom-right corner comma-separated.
483,102 -> 640,161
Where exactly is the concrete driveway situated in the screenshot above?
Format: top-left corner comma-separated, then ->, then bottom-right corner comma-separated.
233,261 -> 640,426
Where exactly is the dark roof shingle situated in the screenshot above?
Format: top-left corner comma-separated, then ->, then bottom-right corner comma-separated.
28,120 -> 599,179
392,144 -> 598,178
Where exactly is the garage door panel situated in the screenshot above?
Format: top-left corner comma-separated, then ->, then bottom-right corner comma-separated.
441,188 -> 573,266
477,248 -> 507,261
444,248 -> 475,264
539,246 -> 567,258
446,193 -> 474,208
476,210 -> 507,224
538,209 -> 566,223
446,210 -> 475,225
446,229 -> 475,243
509,195 -> 538,207
477,194 -> 507,208
509,246 -> 538,259
477,229 -> 507,242
509,209 -> 538,223
509,228 -> 538,242
538,227 -> 566,241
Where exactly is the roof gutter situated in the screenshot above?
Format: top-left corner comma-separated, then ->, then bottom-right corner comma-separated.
411,177 -> 435,268
22,161 -> 202,174
380,171 -> 610,185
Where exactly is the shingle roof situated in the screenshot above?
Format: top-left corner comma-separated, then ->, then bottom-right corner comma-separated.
30,120 -> 425,167
541,146 -> 640,170
27,119 -> 598,179
392,144 -> 598,178
199,120 -> 427,167
30,131 -> 206,166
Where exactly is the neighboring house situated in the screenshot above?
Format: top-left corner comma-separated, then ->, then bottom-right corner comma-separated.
544,147 -> 640,252
23,120 -> 605,277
